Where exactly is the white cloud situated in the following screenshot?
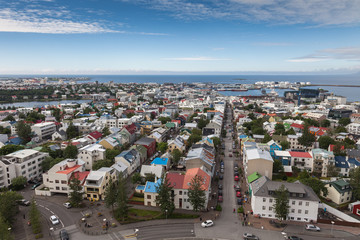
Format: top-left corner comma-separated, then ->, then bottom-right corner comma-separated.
288,47 -> 360,62
162,56 -> 231,61
122,0 -> 360,26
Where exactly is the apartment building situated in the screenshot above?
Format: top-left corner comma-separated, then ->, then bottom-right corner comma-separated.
78,144 -> 106,170
244,148 -> 273,180
312,148 -> 335,177
84,167 -> 116,201
0,149 -> 48,188
322,179 -> 352,205
346,123 -> 360,135
251,176 -> 319,222
32,122 -> 56,140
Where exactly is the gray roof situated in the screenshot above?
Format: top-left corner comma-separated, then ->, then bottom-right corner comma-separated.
135,137 -> 155,146
251,176 -> 319,202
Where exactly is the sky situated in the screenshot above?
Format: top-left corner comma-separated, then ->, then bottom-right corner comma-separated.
0,0 -> 360,75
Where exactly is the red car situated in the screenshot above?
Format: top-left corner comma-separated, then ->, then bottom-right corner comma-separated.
218,195 -> 223,202
236,191 -> 241,198
234,175 -> 239,181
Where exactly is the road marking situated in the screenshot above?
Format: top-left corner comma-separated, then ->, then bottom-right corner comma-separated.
45,207 -> 49,211
124,233 -> 137,238
80,211 -> 85,216
59,219 -> 64,228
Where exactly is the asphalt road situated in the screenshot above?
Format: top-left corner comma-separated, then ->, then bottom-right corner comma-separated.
136,223 -> 195,240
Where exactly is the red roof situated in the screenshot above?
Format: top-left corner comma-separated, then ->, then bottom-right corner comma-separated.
183,168 -> 210,191
290,123 -> 304,129
71,171 -> 90,184
108,98 -> 117,102
89,131 -> 102,140
329,144 -> 345,152
289,151 -> 312,158
124,123 -> 137,134
57,165 -> 82,174
167,172 -> 185,189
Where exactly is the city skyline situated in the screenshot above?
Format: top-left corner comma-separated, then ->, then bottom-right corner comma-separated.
1,0 -> 360,74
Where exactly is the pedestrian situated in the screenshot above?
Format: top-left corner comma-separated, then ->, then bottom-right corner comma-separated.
23,214 -> 25,219
200,217 -> 202,221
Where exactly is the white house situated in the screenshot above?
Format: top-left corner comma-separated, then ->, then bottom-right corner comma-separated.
78,144 -> 106,170
114,149 -> 141,176
32,122 -> 56,140
251,176 -> 319,222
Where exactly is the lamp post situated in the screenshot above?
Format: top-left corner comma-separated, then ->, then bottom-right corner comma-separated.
331,221 -> 335,235
281,232 -> 287,239
165,209 -> 168,220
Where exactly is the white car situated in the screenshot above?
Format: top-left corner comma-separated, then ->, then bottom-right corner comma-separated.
63,202 -> 71,208
305,224 -> 320,231
50,215 -> 59,225
201,220 -> 214,228
243,233 -> 259,240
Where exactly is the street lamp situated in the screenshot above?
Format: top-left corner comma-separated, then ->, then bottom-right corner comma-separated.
165,209 -> 168,220
331,221 -> 335,235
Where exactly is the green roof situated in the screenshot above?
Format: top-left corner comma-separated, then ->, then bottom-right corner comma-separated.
248,172 -> 261,183
165,122 -> 176,128
329,179 -> 351,194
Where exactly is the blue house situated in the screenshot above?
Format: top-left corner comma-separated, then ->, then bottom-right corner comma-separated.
151,157 -> 170,170
267,140 -> 282,157
273,150 -> 291,166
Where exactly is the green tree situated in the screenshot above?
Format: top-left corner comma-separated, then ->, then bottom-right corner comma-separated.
0,215 -> 13,240
327,164 -> 340,177
318,136 -> 335,150
158,117 -> 171,124
41,156 -> 64,172
274,124 -> 285,135
63,145 -> 78,159
192,128 -> 202,136
66,123 -> 78,140
157,142 -> 168,154
102,126 -> 111,136
211,137 -> 221,151
2,115 -> 15,122
320,119 -> 331,127
10,176 -> 27,191
105,148 -> 121,161
285,128 -> 296,135
339,117 -> 351,126
300,177 -> 328,197
69,177 -> 83,207
349,167 -> 360,200
197,118 -> 208,130
298,125 -> 316,148
188,175 -> 206,212
0,191 -> 22,224
16,121 -> 32,143
104,177 -> 117,213
262,133 -> 272,143
29,199 -> 41,234
280,140 -> 290,150
155,176 -> 175,217
273,185 -> 290,221
187,134 -> 202,147
145,173 -> 156,183
171,149 -> 182,165
273,159 -> 284,173
335,126 -> 347,133
0,145 -> 24,155
298,170 -> 310,180
115,173 -> 128,221
92,159 -> 112,170
131,172 -> 142,184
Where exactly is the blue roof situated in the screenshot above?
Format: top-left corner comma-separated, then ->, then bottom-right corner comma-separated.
335,156 -> 349,169
144,179 -> 162,193
348,158 -> 360,166
151,157 -> 169,166
6,137 -> 22,145
239,135 -> 248,139
136,185 -> 145,191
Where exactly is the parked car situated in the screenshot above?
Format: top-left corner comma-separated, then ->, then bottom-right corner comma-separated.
243,233 -> 259,240
218,184 -> 223,190
218,195 -> 223,202
236,191 -> 241,197
218,190 -> 223,196
63,202 -> 71,208
288,236 -> 303,240
31,182 -> 41,190
219,175 -> 223,180
220,168 -> 224,173
234,175 -> 239,181
17,199 -> 30,206
237,198 -> 242,205
229,154 -> 232,157
50,215 -> 59,225
305,224 -> 320,231
235,185 -> 241,191
201,220 -> 214,228
59,229 -> 70,240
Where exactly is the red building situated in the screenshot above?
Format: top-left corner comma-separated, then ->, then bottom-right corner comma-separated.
135,137 -> 156,158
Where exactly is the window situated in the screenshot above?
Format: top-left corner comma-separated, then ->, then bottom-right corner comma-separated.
56,186 -> 59,190
55,180 -> 59,183
269,198 -> 273,203
291,209 -> 295,213
262,206 -> 266,210
263,198 -> 266,202
269,207 -> 272,211
298,209 -> 302,214
297,217 -> 301,221
306,202 -> 309,206
179,191 -> 182,195
147,195 -> 151,199
299,201 -> 302,206
305,210 -> 308,214
292,201 -> 295,205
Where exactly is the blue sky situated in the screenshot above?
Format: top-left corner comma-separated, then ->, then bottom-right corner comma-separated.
0,0 -> 360,74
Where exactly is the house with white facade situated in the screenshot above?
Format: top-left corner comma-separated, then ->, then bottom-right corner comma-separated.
32,122 -> 56,140
78,144 -> 106,170
114,149 -> 141,175
144,178 -> 162,207
347,123 -> 360,135
250,176 -> 319,222
244,148 -> 273,180
312,148 -> 335,177
321,179 -> 352,205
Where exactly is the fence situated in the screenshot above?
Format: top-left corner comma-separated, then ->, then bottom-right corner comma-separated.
317,219 -> 360,228
319,203 -> 360,223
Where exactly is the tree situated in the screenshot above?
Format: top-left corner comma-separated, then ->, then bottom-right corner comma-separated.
262,134 -> 272,143
66,123 -> 78,140
157,142 -> 168,154
280,140 -> 290,150
327,164 -> 340,177
171,149 -> 182,165
273,185 -> 290,221
333,143 -> 346,156
0,215 -> 13,240
131,172 -> 142,184
145,173 -> 156,183
158,117 -> 171,124
92,159 -> 112,170
63,145 -> 78,159
298,170 -> 310,180
349,167 -> 360,200
298,125 -> 316,148
320,119 -> 331,127
274,124 -> 285,135
104,177 -> 117,213
0,145 -> 24,155
197,118 -> 208,130
11,176 -> 27,191
318,136 -> 335,150
335,126 -> 347,133
69,177 -> 83,207
285,128 -> 296,135
187,134 -> 202,147
41,156 -> 64,172
188,175 -> 206,212
2,115 -> 15,121
102,126 -> 111,136
16,121 -> 32,143
273,159 -> 284,173
0,191 -> 22,224
300,177 -> 328,197
339,117 -> 351,126
105,148 -> 121,161
29,199 -> 41,234
115,173 -> 128,221
156,176 -> 175,217
211,137 -> 221,151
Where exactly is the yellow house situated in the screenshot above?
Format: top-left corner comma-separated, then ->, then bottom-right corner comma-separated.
99,136 -> 121,149
167,136 -> 186,153
84,168 -> 116,201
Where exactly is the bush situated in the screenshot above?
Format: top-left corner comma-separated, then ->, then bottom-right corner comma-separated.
238,206 -> 244,213
215,204 -> 222,211
133,192 -> 144,198
35,233 -> 43,239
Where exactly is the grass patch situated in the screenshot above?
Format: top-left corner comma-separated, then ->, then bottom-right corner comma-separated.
169,212 -> 199,219
128,208 -> 160,217
129,196 -> 144,202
